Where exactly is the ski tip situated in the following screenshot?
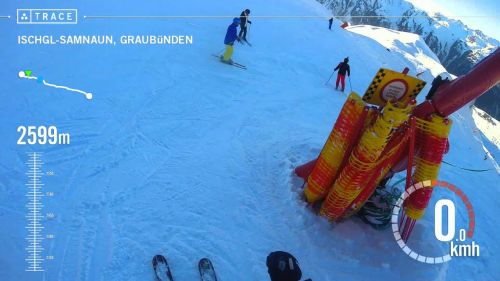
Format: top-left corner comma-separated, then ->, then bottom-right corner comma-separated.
152,255 -> 174,281
199,257 -> 215,270
199,257 -> 211,264
152,254 -> 167,265
198,258 -> 217,280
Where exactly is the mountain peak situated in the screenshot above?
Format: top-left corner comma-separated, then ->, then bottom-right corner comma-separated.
320,0 -> 499,119
322,0 -> 498,73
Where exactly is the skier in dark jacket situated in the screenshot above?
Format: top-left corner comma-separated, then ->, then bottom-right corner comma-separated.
328,17 -> 333,30
238,9 -> 252,42
222,18 -> 240,63
334,57 -> 350,91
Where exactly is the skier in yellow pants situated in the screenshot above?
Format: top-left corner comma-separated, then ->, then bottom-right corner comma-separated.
222,18 -> 240,64
223,45 -> 234,62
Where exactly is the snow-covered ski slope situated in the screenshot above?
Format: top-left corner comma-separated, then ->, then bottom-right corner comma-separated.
472,107 -> 500,149
0,0 -> 498,280
346,25 -> 449,80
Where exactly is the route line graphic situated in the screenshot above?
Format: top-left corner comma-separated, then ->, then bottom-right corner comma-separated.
18,70 -> 93,100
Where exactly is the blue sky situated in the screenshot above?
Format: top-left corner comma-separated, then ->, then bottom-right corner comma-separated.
409,0 -> 500,40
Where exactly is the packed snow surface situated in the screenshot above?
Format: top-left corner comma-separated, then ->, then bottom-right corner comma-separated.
1,0 -> 498,280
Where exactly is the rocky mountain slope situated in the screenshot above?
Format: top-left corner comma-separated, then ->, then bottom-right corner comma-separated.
317,0 -> 499,119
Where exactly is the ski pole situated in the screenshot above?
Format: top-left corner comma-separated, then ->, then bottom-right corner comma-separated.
348,76 -> 352,92
325,70 -> 335,85
247,23 -> 251,41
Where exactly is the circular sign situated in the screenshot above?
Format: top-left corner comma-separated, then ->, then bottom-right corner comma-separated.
381,79 -> 408,102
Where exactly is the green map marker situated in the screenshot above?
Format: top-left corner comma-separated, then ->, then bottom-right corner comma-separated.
25,70 -> 32,77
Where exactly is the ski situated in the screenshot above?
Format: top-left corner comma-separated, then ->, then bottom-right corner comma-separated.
212,54 -> 247,69
332,87 -> 346,93
228,62 -> 247,69
198,258 -> 218,281
232,62 -> 247,69
152,255 -> 174,281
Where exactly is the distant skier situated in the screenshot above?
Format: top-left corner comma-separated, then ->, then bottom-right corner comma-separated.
334,57 -> 350,91
266,251 -> 311,281
238,9 -> 252,43
484,152 -> 489,160
222,18 -> 240,64
328,17 -> 333,30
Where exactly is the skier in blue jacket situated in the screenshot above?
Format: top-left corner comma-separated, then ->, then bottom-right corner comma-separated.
222,18 -> 240,64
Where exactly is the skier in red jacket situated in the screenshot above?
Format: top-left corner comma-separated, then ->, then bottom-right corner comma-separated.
334,57 -> 350,92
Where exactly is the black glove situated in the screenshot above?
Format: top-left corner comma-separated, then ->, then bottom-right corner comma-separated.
248,20 -> 252,24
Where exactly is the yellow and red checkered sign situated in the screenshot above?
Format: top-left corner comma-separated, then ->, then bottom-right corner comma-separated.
362,68 -> 426,107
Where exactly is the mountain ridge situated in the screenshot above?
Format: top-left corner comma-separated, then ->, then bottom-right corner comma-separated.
317,0 -> 499,119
